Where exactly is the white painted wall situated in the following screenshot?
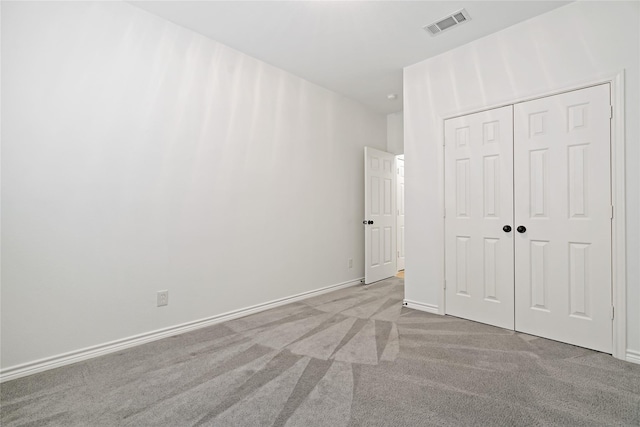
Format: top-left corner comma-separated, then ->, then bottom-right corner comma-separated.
1,2 -> 386,370
386,112 -> 404,155
404,2 -> 640,356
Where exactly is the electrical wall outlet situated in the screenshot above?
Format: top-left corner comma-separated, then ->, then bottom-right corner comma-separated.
348,258 -> 353,269
157,290 -> 169,307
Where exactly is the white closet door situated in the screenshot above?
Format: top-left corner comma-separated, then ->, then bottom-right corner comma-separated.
514,84 -> 612,353
444,106 -> 514,330
364,147 -> 396,284
396,157 -> 405,271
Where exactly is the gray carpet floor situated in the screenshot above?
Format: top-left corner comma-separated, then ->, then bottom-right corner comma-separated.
2,277 -> 639,426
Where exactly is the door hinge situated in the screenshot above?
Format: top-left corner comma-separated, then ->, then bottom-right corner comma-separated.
443,208 -> 446,218
611,306 -> 615,320
611,205 -> 614,219
397,251 -> 400,258
444,279 -> 447,289
610,105 -> 613,119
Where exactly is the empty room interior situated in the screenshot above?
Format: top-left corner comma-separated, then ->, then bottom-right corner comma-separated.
1,1 -> 639,426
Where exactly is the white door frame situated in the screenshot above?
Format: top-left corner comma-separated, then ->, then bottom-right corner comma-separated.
439,71 -> 627,360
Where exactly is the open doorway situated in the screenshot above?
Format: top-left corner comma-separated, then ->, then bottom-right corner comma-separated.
363,112 -> 404,284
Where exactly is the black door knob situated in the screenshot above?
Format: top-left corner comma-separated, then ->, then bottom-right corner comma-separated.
363,220 -> 367,225
517,225 -> 526,233
503,225 -> 512,232
368,220 -> 374,225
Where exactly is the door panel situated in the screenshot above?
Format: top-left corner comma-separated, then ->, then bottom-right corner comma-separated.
514,84 -> 612,353
444,106 -> 515,329
397,157 -> 405,271
444,85 -> 612,353
365,147 -> 396,284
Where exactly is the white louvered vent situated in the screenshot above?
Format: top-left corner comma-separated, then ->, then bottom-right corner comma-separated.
423,9 -> 471,36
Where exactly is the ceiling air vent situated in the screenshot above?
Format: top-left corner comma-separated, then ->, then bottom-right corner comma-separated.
423,9 -> 471,36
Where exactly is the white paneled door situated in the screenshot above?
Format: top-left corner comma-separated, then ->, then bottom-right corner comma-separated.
514,84 -> 612,353
444,84 -> 612,353
397,157 -> 406,271
444,106 -> 515,330
364,147 -> 396,284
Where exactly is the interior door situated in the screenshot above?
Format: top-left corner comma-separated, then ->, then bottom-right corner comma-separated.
444,106 -> 515,329
396,156 -> 405,271
364,147 -> 396,284
514,84 -> 612,353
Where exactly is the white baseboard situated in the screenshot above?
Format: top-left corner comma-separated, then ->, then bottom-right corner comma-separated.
402,299 -> 440,315
0,277 -> 363,383
626,350 -> 640,365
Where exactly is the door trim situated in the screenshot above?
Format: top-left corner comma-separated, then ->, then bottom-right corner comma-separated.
439,71 -> 627,360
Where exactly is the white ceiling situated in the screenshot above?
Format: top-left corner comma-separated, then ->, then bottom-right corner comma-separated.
129,1 -> 572,115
